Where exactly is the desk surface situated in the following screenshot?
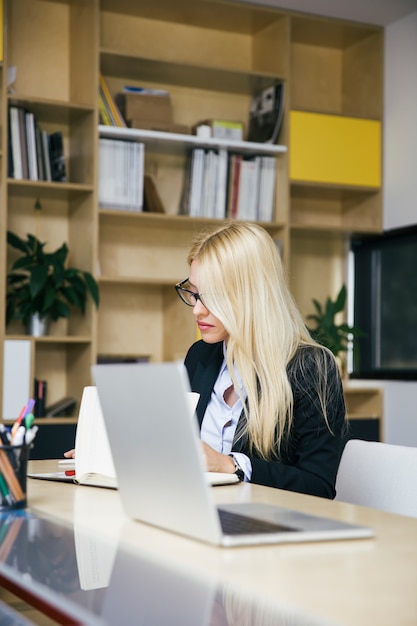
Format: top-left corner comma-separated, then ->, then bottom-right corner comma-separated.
1,459 -> 416,626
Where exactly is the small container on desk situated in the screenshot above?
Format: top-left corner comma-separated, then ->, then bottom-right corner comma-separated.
0,443 -> 30,510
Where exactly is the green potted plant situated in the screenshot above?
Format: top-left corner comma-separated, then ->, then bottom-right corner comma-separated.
306,284 -> 363,373
6,231 -> 99,336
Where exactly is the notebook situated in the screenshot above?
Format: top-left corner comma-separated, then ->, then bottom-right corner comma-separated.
92,361 -> 374,547
28,386 -> 237,489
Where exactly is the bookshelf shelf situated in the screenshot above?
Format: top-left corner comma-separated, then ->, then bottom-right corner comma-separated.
7,95 -> 94,124
99,275 -> 178,286
98,125 -> 287,157
7,179 -> 94,199
4,335 -> 92,344
101,50 -> 283,96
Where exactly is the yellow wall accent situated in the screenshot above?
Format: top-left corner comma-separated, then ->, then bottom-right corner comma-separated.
289,111 -> 381,187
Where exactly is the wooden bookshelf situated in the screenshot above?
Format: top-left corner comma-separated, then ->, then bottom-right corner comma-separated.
0,0 -> 384,438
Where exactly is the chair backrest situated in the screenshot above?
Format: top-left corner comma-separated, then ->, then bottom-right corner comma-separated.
335,439 -> 417,518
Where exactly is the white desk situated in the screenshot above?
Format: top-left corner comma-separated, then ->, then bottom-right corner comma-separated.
0,459 -> 416,625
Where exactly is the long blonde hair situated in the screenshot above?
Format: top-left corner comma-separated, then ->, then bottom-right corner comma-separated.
188,222 -> 330,459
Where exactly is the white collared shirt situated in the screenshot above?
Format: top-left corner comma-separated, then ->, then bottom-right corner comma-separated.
200,345 -> 252,480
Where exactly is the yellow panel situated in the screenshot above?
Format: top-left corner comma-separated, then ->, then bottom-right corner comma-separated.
289,111 -> 381,187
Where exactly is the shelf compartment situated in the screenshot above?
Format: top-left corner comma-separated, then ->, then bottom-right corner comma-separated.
7,100 -> 96,186
290,16 -> 382,118
98,213 -> 190,283
34,341 -> 94,413
97,282 -> 194,362
100,2 -> 289,79
290,183 -> 382,233
289,230 -> 347,323
8,0 -> 97,105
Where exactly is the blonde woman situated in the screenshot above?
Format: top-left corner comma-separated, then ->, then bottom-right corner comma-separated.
175,222 -> 346,498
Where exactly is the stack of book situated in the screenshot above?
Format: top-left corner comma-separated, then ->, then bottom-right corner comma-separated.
181,149 -> 276,222
98,138 -> 144,211
99,74 -> 126,127
8,105 -> 66,182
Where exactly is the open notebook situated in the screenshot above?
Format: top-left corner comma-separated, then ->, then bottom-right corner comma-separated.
92,361 -> 374,547
28,386 -> 238,488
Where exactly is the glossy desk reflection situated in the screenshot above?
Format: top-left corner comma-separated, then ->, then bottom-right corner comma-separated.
0,507 -> 327,626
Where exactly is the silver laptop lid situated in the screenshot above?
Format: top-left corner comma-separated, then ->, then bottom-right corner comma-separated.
92,361 -> 224,545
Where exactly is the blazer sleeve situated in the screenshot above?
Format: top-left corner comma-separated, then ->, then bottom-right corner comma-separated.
236,348 -> 347,499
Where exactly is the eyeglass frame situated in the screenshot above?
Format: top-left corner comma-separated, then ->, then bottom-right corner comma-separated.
175,278 -> 206,307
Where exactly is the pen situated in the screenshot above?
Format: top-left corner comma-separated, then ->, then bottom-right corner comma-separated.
24,413 -> 35,430
23,399 -> 35,417
0,472 -> 15,507
0,424 -> 10,446
11,405 -> 26,440
0,450 -> 25,503
24,426 -> 38,446
11,426 -> 26,448
11,399 -> 35,441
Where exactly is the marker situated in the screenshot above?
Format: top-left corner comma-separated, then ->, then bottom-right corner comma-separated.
11,426 -> 26,448
23,399 -> 35,418
11,405 -> 27,439
24,413 -> 35,430
0,472 -> 15,507
11,399 -> 35,441
0,424 -> 10,446
24,426 -> 38,446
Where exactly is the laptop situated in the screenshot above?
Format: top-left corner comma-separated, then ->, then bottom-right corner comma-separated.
92,361 -> 374,547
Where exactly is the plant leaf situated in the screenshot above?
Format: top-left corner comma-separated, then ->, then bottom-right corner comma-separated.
30,265 -> 49,298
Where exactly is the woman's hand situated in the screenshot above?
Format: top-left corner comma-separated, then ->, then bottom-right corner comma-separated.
64,448 -> 76,459
201,441 -> 236,474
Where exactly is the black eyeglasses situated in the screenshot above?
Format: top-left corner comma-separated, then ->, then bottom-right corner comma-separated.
175,278 -> 206,307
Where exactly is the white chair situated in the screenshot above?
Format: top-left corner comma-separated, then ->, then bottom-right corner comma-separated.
335,439 -> 417,518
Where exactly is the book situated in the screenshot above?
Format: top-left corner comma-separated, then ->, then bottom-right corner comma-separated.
236,157 -> 260,221
49,131 -> 67,182
41,130 -> 52,181
99,74 -> 126,128
9,106 -> 22,179
188,148 -> 205,217
258,156 -> 276,222
33,378 -> 47,418
215,148 -> 228,219
226,154 -> 242,219
247,82 -> 285,144
73,386 -> 117,489
99,138 -> 144,211
17,107 -> 29,179
25,111 -> 38,181
35,122 -> 45,181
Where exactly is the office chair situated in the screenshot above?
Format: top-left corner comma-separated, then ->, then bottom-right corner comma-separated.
335,439 -> 417,518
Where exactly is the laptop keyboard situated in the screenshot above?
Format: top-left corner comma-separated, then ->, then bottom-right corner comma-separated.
218,509 -> 297,535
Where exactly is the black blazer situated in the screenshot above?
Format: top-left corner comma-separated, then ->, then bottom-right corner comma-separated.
184,340 -> 346,499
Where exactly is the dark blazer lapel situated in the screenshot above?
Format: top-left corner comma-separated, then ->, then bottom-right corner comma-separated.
187,342 -> 223,426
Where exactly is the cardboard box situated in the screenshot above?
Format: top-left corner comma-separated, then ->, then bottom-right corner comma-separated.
192,119 -> 244,141
129,120 -> 190,135
116,93 -> 173,124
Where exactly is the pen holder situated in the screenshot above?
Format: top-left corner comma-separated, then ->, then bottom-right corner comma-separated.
0,443 -> 30,510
